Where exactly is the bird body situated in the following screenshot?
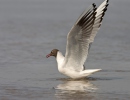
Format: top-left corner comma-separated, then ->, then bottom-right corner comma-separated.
55,51 -> 101,79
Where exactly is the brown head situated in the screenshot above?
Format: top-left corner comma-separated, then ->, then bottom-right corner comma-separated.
46,49 -> 59,58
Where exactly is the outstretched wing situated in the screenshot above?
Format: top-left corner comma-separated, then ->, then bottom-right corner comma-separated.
64,0 -> 109,71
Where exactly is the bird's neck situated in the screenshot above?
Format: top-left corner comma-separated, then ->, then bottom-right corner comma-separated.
56,51 -> 64,69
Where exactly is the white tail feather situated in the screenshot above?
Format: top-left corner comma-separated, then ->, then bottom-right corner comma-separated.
80,69 -> 102,76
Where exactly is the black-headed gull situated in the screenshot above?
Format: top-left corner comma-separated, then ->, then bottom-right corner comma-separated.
46,0 -> 109,79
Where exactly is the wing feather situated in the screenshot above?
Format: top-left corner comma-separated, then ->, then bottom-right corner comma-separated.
64,0 -> 109,71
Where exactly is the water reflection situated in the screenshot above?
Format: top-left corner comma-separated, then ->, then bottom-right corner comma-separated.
55,80 -> 97,100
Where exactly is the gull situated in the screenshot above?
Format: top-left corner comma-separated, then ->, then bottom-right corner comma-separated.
46,0 -> 109,79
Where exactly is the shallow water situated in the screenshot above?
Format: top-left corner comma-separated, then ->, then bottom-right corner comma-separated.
0,0 -> 130,100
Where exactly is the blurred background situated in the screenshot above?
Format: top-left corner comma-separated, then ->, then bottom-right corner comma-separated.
0,0 -> 130,100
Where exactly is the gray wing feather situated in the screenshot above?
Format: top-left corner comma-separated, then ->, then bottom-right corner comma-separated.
64,0 -> 109,71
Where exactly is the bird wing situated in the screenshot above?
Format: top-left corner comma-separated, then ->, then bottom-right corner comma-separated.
64,0 -> 109,71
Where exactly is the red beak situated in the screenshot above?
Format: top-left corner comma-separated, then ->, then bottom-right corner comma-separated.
46,54 -> 51,58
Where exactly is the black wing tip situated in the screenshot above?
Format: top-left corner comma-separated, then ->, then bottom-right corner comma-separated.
100,5 -> 108,21
92,3 -> 96,8
94,0 -> 109,27
106,0 -> 109,3
104,3 -> 109,12
106,4 -> 109,7
104,7 -> 107,12
77,3 -> 97,26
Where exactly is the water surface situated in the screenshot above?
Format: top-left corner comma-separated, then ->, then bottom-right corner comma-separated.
0,0 -> 130,100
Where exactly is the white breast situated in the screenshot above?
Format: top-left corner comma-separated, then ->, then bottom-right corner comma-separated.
56,51 -> 65,73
